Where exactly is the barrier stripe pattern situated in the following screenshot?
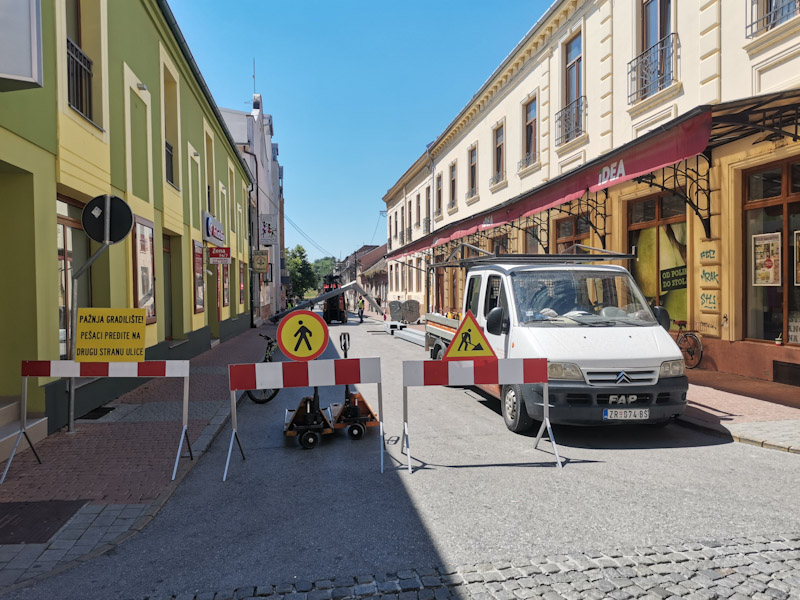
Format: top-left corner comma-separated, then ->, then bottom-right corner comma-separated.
229,358 -> 381,391
402,358 -> 547,387
21,360 -> 190,378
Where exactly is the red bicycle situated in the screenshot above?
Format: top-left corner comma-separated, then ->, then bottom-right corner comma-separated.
673,320 -> 703,369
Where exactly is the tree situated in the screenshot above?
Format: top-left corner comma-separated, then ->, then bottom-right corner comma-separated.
286,245 -> 317,299
312,256 -> 336,288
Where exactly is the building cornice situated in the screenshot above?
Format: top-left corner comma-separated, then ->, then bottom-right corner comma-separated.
430,0 -> 585,159
382,152 -> 430,205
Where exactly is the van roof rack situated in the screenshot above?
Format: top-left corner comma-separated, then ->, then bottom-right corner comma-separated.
429,244 -> 636,269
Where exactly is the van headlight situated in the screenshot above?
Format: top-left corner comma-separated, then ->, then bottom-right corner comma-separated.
659,359 -> 685,378
547,362 -> 583,380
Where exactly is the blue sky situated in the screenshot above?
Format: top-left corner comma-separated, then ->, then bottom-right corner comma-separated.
169,0 -> 551,262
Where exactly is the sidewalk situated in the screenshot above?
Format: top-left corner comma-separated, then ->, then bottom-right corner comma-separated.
0,322 -> 275,588
0,316 -> 798,591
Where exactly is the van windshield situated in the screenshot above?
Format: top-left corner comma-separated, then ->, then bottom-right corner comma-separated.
511,270 -> 657,326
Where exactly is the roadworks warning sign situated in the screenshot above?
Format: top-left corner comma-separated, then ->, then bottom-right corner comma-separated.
75,308 -> 147,362
442,310 -> 497,360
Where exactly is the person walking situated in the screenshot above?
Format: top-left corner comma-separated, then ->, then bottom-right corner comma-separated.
357,295 -> 365,323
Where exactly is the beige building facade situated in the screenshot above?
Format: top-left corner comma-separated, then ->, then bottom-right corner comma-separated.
384,0 -> 800,383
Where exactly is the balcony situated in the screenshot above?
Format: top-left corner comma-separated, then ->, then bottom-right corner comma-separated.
67,37 -> 93,121
447,198 -> 457,210
465,187 -> 477,200
423,217 -> 430,234
556,97 -> 585,146
627,33 -> 678,104
165,141 -> 175,185
489,172 -> 505,186
406,227 -> 412,242
518,152 -> 536,171
388,238 -> 392,251
747,0 -> 799,37
434,207 -> 442,218
399,230 -> 405,244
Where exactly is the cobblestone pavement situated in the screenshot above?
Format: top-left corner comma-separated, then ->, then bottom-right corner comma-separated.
136,533 -> 800,600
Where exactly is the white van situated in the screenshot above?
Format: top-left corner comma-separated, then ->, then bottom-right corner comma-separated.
427,258 -> 688,431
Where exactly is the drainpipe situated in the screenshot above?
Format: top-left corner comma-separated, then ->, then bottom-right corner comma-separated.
242,146 -> 259,328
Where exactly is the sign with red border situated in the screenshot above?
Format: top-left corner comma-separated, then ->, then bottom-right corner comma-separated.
277,310 -> 329,361
442,310 -> 497,360
208,247 -> 231,265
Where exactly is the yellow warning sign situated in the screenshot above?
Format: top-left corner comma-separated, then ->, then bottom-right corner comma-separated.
75,308 -> 147,362
277,310 -> 330,361
442,310 -> 497,360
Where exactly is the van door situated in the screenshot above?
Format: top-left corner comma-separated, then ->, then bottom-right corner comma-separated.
478,274 -> 510,358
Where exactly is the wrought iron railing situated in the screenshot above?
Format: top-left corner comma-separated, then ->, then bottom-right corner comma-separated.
387,238 -> 392,251
399,230 -> 405,244
406,227 -> 412,242
518,152 -> 536,171
67,38 -> 93,121
627,33 -> 677,104
465,187 -> 477,200
423,217 -> 430,234
165,141 -> 175,185
447,198 -> 457,210
555,96 -> 585,146
489,171 -> 506,186
434,207 -> 442,217
747,0 -> 799,37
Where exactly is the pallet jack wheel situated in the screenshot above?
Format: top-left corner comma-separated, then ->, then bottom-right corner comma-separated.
299,431 -> 320,449
347,423 -> 366,440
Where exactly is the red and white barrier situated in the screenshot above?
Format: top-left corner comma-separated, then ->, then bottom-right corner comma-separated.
224,357 -> 384,481
401,358 -> 561,472
3,360 -> 193,486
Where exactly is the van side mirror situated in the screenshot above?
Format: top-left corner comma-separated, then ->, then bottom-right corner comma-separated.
651,306 -> 671,330
486,306 -> 508,335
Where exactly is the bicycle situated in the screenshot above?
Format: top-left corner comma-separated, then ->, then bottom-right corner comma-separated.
247,333 -> 280,403
673,320 -> 703,369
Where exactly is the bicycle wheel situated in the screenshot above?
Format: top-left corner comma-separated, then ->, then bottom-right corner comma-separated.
679,332 -> 703,369
247,387 -> 279,403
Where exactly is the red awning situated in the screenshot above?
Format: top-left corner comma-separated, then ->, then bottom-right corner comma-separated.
389,108 -> 712,260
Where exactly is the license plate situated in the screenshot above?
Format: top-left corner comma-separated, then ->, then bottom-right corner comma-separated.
603,408 -> 649,420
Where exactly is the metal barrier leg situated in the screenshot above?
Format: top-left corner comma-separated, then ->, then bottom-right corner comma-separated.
533,384 -> 562,469
223,430 -> 236,482
0,431 -> 24,486
377,383 -> 384,474
171,426 -> 192,481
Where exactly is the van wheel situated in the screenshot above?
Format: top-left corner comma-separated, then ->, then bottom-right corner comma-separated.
502,385 -> 534,433
435,345 -> 444,360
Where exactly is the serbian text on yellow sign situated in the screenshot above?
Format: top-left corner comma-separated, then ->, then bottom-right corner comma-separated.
75,308 -> 147,362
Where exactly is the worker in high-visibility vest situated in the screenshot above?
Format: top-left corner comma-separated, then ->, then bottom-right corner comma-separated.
357,296 -> 365,323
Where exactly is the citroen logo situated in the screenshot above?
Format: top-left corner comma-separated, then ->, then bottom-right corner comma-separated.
616,371 -> 632,384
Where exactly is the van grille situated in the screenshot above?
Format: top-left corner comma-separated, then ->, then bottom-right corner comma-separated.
584,368 -> 658,386
597,394 -> 651,406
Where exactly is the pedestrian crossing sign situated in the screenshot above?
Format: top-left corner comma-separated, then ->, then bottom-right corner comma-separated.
442,310 -> 497,360
277,310 -> 329,361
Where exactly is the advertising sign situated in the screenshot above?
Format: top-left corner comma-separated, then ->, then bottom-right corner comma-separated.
660,265 -> 687,292
252,250 -> 269,273
202,211 -> 225,245
753,232 -> 781,286
208,247 -> 231,265
75,308 -> 147,362
259,214 -> 277,246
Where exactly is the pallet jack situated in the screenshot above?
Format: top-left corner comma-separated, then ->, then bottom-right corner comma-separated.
284,387 -> 335,449
329,333 -> 380,440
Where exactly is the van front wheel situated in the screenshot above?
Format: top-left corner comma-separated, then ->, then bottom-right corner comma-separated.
502,385 -> 534,433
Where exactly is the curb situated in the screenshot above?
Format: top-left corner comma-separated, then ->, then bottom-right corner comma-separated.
0,391 -> 244,598
675,413 -> 800,454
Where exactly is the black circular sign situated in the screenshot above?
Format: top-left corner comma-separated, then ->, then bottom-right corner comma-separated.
81,195 -> 134,244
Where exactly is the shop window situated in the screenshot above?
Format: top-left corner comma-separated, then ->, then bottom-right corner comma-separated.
556,214 -> 590,253
222,264 -> 230,307
57,198 -> 92,359
744,159 -> 800,344
193,240 -> 204,313
628,194 -> 687,327
240,260 -> 245,305
525,225 -> 541,254
133,217 -> 157,324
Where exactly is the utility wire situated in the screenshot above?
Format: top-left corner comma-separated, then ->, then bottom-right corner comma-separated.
368,211 -> 385,244
284,212 -> 336,258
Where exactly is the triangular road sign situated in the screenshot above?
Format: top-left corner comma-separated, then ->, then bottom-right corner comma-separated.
442,310 -> 498,360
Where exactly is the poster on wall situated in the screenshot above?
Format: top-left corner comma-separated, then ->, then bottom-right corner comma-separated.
795,230 -> 800,286
752,232 -> 781,287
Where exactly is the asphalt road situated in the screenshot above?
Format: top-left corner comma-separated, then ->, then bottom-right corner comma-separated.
5,313 -> 800,600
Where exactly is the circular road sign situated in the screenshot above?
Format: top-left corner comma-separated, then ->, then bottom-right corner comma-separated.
81,195 -> 134,244
277,310 -> 329,361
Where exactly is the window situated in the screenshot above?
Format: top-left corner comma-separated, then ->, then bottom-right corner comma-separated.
556,214 -> 591,253
449,164 -> 456,209
400,206 -> 405,243
240,261 -> 245,305
222,264 -> 230,307
393,212 -> 397,238
193,241 -> 204,313
522,99 -> 537,168
415,194 -> 421,227
66,0 -> 103,125
557,33 -> 584,145
628,0 -> 675,103
627,195 -> 687,328
416,258 -> 423,292
492,126 -> 505,184
525,225 -> 541,254
491,233 -> 509,255
163,64 -> 179,187
747,0 -> 800,37
229,167 -> 236,232
133,217 -> 156,324
205,133 -> 214,214
743,160 -> 800,344
468,146 -> 478,197
483,275 -> 509,317
466,275 -> 482,315
57,198 -> 92,359
436,175 -> 443,215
